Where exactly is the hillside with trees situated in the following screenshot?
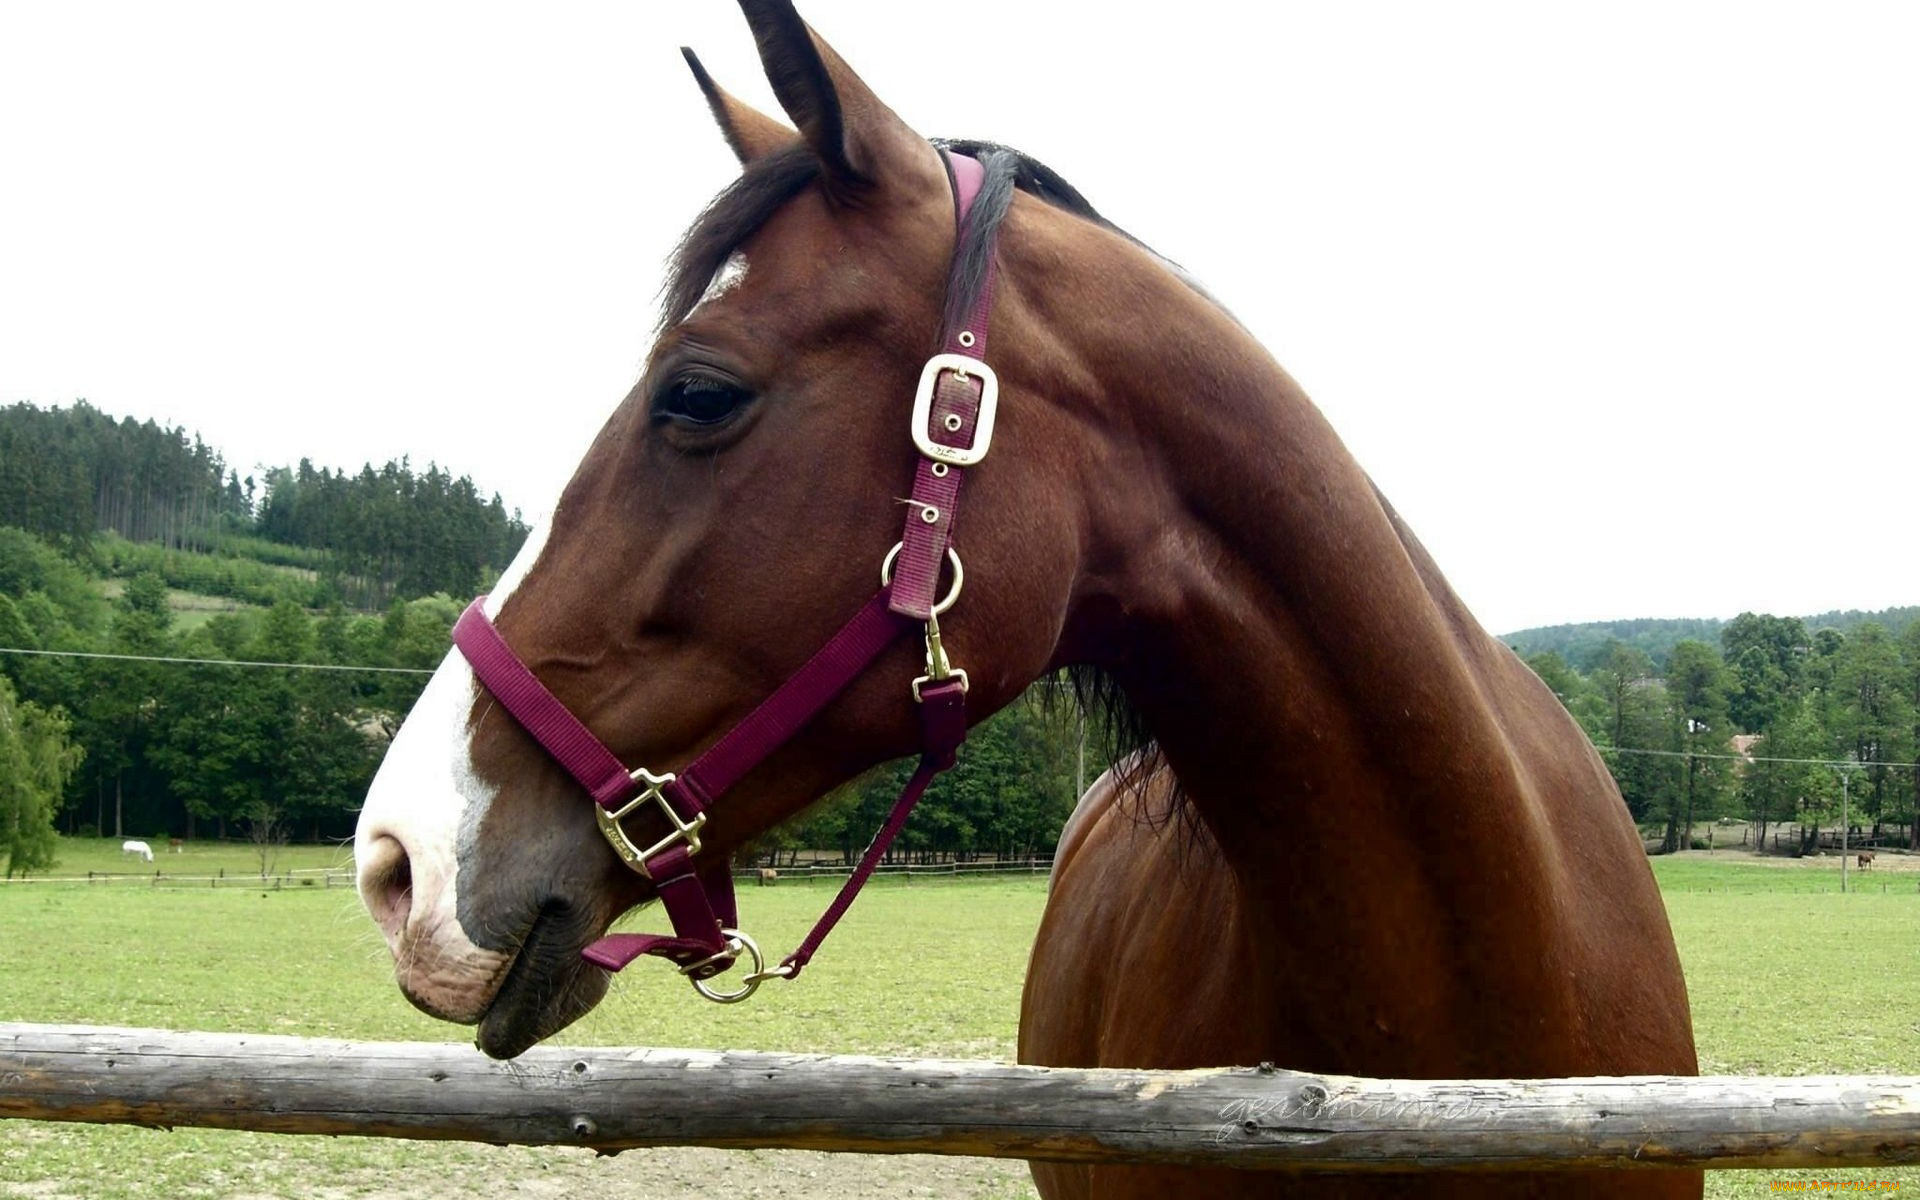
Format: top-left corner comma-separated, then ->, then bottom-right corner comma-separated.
0,400 -> 1086,873
0,401 -> 529,607
0,399 -> 537,866
1505,609 -> 1919,671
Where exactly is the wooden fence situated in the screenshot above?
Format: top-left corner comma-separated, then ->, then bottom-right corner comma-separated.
0,868 -> 357,889
4,1024 -> 1919,1173
0,858 -> 1057,890
740,857 -> 1053,882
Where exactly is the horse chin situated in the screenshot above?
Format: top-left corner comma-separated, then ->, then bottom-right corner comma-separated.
473,901 -> 610,1060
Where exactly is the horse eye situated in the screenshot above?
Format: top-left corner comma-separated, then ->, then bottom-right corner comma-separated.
654,377 -> 749,427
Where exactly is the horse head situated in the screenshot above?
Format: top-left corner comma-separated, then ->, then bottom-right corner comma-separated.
355,1 -> 1114,1058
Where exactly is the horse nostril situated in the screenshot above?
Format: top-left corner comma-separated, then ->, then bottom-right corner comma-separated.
359,835 -> 415,944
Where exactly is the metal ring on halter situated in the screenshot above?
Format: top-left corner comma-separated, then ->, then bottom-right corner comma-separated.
879,544 -> 964,616
682,929 -> 776,1004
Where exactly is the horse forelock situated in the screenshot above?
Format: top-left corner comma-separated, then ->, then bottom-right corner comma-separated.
660,144 -> 822,331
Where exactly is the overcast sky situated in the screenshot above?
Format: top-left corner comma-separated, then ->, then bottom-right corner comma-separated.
2,2 -> 1915,636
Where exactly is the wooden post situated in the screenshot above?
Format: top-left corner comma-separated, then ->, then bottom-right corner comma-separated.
5,1024 -> 1920,1172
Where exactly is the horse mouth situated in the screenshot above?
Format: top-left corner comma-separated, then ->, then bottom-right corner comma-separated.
474,900 -> 609,1060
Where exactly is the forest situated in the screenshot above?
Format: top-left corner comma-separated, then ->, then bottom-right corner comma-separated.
1505,610 -> 1920,673
0,401 -> 529,606
0,402 -> 1084,875
1522,612 -> 1920,855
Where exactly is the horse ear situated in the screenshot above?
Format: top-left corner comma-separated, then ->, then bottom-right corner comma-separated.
682,47 -> 794,165
734,0 -> 944,192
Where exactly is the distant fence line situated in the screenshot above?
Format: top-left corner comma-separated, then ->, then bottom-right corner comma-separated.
0,867 -> 358,889
1662,882 -> 1920,895
0,858 -> 1055,888
742,857 -> 1053,882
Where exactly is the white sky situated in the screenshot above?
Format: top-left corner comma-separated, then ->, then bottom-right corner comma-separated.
2,2 -> 1915,636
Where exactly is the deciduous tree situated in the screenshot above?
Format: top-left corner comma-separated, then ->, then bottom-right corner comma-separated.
1666,640 -> 1733,849
1828,623 -> 1915,838
0,677 -> 81,877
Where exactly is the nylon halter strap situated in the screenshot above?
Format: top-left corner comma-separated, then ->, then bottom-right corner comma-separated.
451,151 -> 1000,1004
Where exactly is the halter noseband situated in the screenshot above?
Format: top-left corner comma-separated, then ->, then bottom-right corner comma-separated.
451,151 -> 1002,1003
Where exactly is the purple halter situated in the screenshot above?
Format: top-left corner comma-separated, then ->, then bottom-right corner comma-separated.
451,151 -> 1000,1002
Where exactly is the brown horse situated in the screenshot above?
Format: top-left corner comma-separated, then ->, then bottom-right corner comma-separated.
353,3 -> 1699,1196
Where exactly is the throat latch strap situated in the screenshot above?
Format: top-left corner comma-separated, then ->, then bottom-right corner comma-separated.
582,674 -> 966,985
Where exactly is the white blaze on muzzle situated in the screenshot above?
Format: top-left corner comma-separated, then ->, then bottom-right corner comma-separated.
354,519 -> 553,1019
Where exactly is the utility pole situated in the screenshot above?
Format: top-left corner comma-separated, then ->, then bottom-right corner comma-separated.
1840,768 -> 1850,895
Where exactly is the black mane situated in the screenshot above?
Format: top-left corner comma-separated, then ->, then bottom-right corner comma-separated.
935,139 -> 1113,230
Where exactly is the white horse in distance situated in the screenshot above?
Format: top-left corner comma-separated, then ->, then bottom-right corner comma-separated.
121,840 -> 154,862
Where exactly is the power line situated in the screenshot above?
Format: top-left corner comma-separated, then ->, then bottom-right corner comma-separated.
1599,744 -> 1911,771
0,645 -> 434,676
0,646 -> 1911,766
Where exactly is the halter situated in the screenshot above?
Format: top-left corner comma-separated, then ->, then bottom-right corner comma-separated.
451,150 -> 1003,1003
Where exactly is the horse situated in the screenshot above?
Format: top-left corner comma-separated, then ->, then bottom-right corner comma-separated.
353,3 -> 1700,1196
120,839 -> 154,863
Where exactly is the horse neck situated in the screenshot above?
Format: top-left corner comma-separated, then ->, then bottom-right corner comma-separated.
1019,219 -> 1551,884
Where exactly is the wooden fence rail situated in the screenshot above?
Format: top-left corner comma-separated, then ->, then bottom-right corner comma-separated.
4,1024 -> 1919,1172
0,869 -> 358,888
0,862 -> 1054,887
737,858 -> 1053,882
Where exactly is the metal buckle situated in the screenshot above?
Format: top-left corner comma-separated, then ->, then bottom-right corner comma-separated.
911,353 -> 999,467
681,928 -> 792,1004
912,611 -> 970,702
593,767 -> 704,879
912,668 -> 970,703
879,544 -> 964,617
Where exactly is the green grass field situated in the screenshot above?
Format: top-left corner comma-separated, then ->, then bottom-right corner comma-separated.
2,848 -> 1916,1198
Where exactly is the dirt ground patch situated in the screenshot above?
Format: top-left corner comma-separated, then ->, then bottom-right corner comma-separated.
0,1118 -> 1045,1200
302,1147 -> 1036,1200
498,1148 -> 1026,1199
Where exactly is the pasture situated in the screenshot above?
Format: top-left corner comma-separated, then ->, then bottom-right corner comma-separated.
2,853 -> 1917,1198
30,837 -> 351,880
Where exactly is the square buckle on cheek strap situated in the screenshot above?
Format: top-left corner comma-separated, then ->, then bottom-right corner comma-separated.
569,620 -> 970,1003
594,768 -> 703,874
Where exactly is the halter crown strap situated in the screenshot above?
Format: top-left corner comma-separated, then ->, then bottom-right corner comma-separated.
888,153 -> 999,621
